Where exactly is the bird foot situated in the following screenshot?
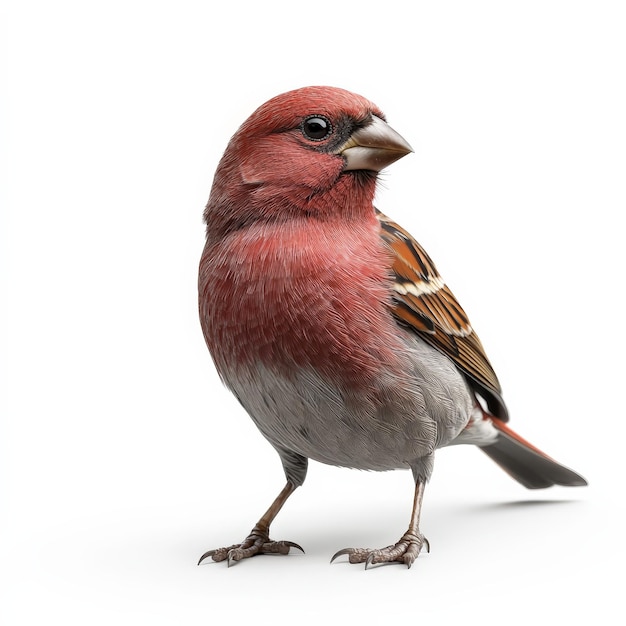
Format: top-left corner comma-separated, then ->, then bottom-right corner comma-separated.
331,531 -> 429,569
198,527 -> 304,566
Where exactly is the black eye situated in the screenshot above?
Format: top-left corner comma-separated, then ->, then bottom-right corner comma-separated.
301,115 -> 332,141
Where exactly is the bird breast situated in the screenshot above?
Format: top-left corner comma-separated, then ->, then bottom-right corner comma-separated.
198,217 -> 474,470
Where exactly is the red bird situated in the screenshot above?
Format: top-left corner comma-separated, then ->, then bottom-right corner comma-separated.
197,86 -> 587,568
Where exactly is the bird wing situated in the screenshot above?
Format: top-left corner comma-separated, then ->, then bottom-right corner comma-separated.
377,210 -> 508,420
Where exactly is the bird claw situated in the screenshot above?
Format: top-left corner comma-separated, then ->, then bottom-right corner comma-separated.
329,547 -> 355,563
330,531 -> 429,569
281,540 -> 305,554
198,534 -> 304,566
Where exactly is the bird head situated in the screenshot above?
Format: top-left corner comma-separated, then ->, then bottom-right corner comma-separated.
204,86 -> 413,236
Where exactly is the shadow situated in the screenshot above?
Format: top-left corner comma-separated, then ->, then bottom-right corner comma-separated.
470,498 -> 584,512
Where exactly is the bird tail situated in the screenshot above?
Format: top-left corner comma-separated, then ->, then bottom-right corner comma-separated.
478,416 -> 588,489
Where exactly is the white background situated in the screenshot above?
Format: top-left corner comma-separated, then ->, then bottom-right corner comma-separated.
2,1 -> 624,623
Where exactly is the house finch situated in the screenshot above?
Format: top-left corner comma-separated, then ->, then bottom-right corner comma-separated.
197,86 -> 587,569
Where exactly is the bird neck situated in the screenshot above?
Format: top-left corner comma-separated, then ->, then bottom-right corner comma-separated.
204,170 -> 379,242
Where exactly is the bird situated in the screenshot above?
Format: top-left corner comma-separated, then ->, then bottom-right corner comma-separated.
197,86 -> 587,569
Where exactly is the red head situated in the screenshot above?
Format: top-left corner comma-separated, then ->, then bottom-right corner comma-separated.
204,86 -> 412,241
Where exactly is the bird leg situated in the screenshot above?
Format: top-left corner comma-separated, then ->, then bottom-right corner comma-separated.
198,481 -> 304,566
331,480 -> 429,569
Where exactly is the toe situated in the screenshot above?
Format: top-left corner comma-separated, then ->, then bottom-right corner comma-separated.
331,532 -> 429,569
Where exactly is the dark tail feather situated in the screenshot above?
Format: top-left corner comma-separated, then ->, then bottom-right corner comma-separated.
479,417 -> 588,489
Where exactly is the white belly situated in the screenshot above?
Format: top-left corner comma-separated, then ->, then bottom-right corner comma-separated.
220,335 -> 474,472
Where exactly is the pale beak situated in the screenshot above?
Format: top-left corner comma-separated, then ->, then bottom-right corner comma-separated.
338,115 -> 414,172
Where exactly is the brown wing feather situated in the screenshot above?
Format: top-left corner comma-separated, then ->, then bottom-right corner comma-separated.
377,210 -> 508,420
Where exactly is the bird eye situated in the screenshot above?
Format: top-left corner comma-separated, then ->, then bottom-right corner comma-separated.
301,115 -> 332,141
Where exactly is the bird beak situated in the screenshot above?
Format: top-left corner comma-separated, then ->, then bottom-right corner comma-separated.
338,115 -> 414,172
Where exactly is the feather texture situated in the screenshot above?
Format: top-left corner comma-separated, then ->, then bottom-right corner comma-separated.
378,210 -> 508,420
